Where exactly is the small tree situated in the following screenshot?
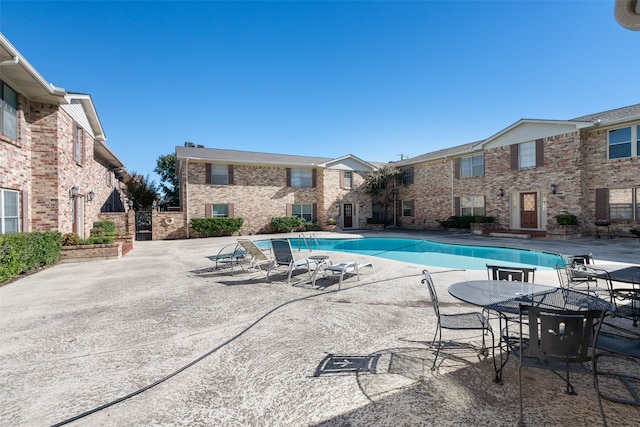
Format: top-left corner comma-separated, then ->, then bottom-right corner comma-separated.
154,153 -> 180,210
122,172 -> 159,211
362,164 -> 402,225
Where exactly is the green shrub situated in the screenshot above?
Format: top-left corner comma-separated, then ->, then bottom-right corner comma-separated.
269,216 -> 308,233
630,228 -> 640,238
62,233 -> 81,246
92,220 -> 115,234
0,232 -> 61,282
437,215 -> 495,229
555,214 -> 578,225
326,218 -> 337,226
62,232 -> 114,246
190,217 -> 244,237
366,217 -> 382,224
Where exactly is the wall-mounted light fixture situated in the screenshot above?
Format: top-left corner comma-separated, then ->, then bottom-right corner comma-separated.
128,199 -> 134,209
498,188 -> 505,197
70,186 -> 79,199
550,183 -> 557,194
359,202 -> 364,208
87,191 -> 95,202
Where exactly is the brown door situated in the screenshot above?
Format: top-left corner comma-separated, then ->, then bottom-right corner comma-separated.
343,204 -> 353,228
520,192 -> 537,229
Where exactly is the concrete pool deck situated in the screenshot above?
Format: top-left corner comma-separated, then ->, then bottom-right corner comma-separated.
1,230 -> 638,426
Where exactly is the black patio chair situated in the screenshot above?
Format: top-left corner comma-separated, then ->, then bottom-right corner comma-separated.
486,264 -> 536,282
505,305 -> 607,427
421,270 -> 493,370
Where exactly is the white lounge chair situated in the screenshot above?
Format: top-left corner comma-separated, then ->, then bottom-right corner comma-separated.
312,261 -> 374,289
205,242 -> 247,273
236,239 -> 274,272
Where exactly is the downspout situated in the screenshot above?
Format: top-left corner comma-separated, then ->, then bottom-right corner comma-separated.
185,158 -> 189,239
450,159 -> 455,216
0,56 -> 19,66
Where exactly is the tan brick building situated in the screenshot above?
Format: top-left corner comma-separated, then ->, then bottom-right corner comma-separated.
175,146 -> 377,235
1,33 -> 127,238
393,104 -> 640,237
176,104 -> 639,239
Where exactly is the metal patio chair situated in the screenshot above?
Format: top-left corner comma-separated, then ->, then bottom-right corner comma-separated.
505,305 -> 607,426
422,270 -> 493,370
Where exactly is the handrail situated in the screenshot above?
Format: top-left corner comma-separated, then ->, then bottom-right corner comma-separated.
297,233 -> 319,252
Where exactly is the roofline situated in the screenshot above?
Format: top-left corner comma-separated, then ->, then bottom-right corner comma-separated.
0,32 -> 67,99
476,119 -> 593,148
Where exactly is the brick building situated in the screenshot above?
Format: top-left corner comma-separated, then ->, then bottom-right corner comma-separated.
175,146 -> 377,235
1,33 -> 127,237
177,104 -> 639,239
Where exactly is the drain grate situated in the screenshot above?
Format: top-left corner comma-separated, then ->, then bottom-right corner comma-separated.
313,354 -> 380,377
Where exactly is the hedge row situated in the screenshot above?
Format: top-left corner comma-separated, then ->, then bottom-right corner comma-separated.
0,232 -> 62,282
437,215 -> 495,229
190,217 -> 244,237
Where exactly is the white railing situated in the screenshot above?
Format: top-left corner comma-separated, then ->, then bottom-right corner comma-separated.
297,233 -> 319,252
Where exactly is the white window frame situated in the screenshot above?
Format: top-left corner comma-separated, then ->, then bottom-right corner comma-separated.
608,125 -> 639,160
1,81 -> 17,140
291,203 -> 312,221
401,200 -> 413,217
461,196 -> 485,216
74,125 -> 83,164
609,188 -> 638,221
343,171 -> 352,189
211,203 -> 229,217
460,154 -> 484,178
518,141 -> 536,170
1,189 -> 19,234
290,168 -> 312,188
211,164 -> 229,185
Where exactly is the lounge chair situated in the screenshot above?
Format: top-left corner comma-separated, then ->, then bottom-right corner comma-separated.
312,261 -> 374,290
205,242 -> 247,273
236,239 -> 274,272
267,239 -> 319,284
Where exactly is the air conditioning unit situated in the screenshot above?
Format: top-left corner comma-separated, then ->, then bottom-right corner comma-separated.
184,142 -> 195,147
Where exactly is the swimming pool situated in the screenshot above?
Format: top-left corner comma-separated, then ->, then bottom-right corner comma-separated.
257,237 -> 563,270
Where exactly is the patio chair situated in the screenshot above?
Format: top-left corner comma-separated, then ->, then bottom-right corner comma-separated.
267,239 -> 319,284
486,264 -> 536,282
505,305 -> 607,427
422,270 -> 493,371
205,242 -> 247,273
311,261 -> 374,290
556,262 -> 612,297
236,239 -> 274,272
595,321 -> 640,407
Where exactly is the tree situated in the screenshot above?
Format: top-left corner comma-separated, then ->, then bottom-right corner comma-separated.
362,164 -> 402,225
122,172 -> 159,211
154,153 -> 180,210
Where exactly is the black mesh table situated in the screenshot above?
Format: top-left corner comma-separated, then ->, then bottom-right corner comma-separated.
449,280 -> 614,383
449,280 -> 614,314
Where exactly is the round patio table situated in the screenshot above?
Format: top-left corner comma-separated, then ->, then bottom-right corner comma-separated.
448,280 -> 613,314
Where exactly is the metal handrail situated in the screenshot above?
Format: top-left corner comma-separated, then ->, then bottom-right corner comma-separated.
297,233 -> 319,252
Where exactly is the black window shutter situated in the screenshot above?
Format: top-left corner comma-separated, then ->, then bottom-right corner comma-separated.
454,158 -> 460,179
454,197 -> 461,216
286,168 -> 291,187
510,145 -> 519,171
595,188 -> 608,220
205,164 -> 211,184
312,169 -> 317,188
228,165 -> 234,185
535,139 -> 544,167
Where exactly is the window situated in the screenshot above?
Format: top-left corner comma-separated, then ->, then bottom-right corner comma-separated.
518,141 -> 536,169
372,204 -> 384,220
608,125 -> 639,159
1,81 -> 17,140
401,167 -> 414,185
460,154 -> 484,178
210,204 -> 229,217
1,189 -> 19,234
343,171 -> 352,189
401,200 -> 413,217
291,203 -> 312,221
290,168 -> 312,188
210,164 -> 228,185
609,188 -> 635,220
74,125 -> 83,164
461,196 -> 485,216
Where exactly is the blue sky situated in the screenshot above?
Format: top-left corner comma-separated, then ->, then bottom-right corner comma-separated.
1,1 -> 638,185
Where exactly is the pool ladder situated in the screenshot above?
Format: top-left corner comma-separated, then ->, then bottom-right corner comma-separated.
297,233 -> 319,252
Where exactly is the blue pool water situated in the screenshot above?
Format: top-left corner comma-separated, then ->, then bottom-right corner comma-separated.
257,237 -> 563,271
